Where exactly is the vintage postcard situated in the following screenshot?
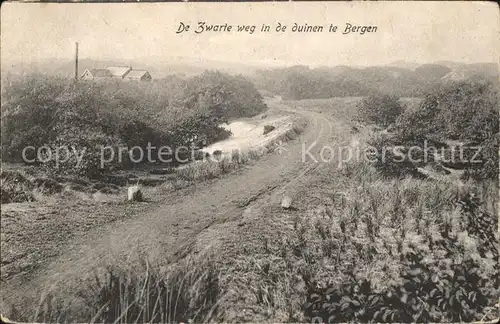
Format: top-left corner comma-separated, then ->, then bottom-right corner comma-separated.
1,1 -> 499,323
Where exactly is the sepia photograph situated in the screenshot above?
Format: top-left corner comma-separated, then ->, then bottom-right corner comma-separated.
0,1 -> 499,323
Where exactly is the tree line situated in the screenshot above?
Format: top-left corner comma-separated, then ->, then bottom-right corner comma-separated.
253,63 -> 498,99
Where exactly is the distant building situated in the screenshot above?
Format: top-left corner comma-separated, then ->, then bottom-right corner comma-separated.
80,66 -> 151,81
106,66 -> 133,78
80,68 -> 113,80
124,70 -> 152,81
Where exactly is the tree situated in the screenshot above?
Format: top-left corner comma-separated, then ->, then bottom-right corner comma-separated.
356,94 -> 403,127
395,79 -> 499,180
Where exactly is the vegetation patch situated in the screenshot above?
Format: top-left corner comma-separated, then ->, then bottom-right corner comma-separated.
356,94 -> 403,127
263,125 -> 276,135
253,63 -> 498,99
1,71 -> 267,179
0,170 -> 66,203
6,254 -> 222,323
357,80 -> 498,181
301,164 -> 498,323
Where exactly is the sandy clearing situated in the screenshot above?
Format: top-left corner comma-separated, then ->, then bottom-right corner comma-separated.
202,114 -> 294,155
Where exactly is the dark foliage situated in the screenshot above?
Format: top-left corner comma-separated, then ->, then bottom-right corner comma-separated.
253,63 -> 498,100
1,72 -> 266,178
356,94 -> 403,127
395,80 -> 499,180
304,191 -> 499,323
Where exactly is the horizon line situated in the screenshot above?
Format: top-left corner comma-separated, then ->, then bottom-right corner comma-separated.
3,57 -> 498,69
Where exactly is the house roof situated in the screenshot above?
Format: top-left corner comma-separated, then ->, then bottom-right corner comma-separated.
83,69 -> 113,78
105,66 -> 132,77
125,70 -> 150,79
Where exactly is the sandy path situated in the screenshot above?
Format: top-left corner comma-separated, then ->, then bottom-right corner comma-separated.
0,99 -> 343,312
202,114 -> 293,155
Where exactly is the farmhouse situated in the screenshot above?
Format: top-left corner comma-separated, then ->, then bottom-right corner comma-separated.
80,68 -> 113,80
106,66 -> 132,78
124,70 -> 152,81
80,66 -> 152,81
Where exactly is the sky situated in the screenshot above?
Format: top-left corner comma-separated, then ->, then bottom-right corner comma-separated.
1,2 -> 499,67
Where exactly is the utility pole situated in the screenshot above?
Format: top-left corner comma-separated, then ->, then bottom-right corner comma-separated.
74,42 -> 79,80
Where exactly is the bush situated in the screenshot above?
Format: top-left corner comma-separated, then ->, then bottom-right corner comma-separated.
394,80 -> 499,180
464,134 -> 500,180
396,80 -> 498,144
263,125 -> 276,135
183,71 -> 267,120
0,170 -> 35,203
356,94 -> 403,127
0,170 -> 65,203
1,72 -> 267,178
366,132 -> 424,179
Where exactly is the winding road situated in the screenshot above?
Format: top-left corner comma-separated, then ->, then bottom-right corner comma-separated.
1,98 -> 348,313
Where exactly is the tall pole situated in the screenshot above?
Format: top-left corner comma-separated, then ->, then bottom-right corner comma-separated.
74,42 -> 79,80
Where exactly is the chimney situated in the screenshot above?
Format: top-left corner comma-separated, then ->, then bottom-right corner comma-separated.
74,42 -> 79,80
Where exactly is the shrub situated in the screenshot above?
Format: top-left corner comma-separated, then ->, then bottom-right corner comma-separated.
366,132 -> 424,179
0,170 -> 65,203
263,125 -> 276,135
183,71 -> 267,120
394,80 -> 499,180
356,94 -> 403,127
1,72 -> 266,178
0,170 -> 35,203
396,80 -> 499,144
